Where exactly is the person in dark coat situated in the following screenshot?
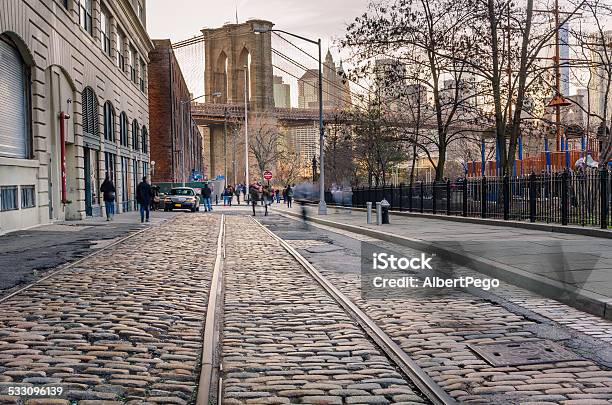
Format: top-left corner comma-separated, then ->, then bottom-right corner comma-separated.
100,174 -> 116,221
249,181 -> 261,216
136,176 -> 152,223
201,183 -> 212,212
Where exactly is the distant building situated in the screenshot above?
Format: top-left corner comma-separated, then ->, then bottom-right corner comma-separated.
149,40 -> 203,183
588,30 -> 612,124
560,21 -> 570,97
287,126 -> 319,163
374,59 -> 407,111
298,50 -> 351,109
0,0 -> 152,234
273,75 -> 291,108
294,51 -> 350,161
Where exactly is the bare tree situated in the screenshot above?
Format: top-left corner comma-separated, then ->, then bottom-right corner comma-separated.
570,0 -> 612,164
248,112 -> 284,180
343,0 -> 491,181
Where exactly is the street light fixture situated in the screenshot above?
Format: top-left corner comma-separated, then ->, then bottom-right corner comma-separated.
180,92 -> 222,186
253,27 -> 327,215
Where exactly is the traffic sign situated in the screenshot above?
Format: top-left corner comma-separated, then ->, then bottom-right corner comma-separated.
263,170 -> 273,181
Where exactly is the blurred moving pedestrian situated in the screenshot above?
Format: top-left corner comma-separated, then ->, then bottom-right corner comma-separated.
136,176 -> 152,223
100,174 -> 116,221
201,183 -> 212,212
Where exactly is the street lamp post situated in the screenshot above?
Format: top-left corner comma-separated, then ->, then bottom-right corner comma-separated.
253,27 -> 327,215
244,66 -> 249,197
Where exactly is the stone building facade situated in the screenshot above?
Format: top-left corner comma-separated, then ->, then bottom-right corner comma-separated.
0,0 -> 153,234
148,39 -> 203,184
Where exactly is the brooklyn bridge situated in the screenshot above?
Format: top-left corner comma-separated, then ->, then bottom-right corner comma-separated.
171,18 -> 481,183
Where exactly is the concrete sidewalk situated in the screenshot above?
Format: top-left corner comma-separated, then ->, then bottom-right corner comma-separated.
0,209 -> 178,297
274,204 -> 612,320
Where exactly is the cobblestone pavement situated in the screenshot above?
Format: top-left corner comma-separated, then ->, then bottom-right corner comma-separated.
261,214 -> 612,405
0,214 -> 219,405
0,210 -> 177,298
221,215 -> 428,405
299,217 -> 612,345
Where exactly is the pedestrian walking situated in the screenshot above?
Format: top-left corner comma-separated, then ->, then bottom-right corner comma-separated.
227,185 -> 233,206
100,174 -> 116,221
235,184 -> 241,205
223,187 -> 229,206
136,176 -> 152,223
201,183 -> 213,212
275,189 -> 281,204
249,181 -> 261,216
286,185 -> 294,208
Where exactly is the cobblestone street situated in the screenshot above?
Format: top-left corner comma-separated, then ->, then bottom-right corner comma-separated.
1,209 -> 612,405
0,215 -> 220,405
221,215 -> 426,404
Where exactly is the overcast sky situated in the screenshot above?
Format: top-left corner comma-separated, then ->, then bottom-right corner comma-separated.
146,0 -> 371,105
147,0 -> 370,52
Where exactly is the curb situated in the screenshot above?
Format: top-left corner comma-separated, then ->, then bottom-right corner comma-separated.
276,208 -> 612,321
307,204 -> 612,239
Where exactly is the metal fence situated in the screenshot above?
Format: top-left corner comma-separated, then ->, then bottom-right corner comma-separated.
329,168 -> 612,229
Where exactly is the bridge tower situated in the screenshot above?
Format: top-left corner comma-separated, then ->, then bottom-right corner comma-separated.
201,19 -> 275,182
203,19 -> 275,110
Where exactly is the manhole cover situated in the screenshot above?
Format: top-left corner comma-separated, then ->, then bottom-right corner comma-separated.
468,339 -> 582,366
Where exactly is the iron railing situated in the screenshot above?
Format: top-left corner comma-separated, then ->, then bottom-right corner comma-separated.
327,168 -> 612,229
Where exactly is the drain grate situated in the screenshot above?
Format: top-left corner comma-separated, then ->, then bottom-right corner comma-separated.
468,339 -> 582,367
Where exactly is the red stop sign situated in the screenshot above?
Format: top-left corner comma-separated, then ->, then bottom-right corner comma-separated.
263,170 -> 273,181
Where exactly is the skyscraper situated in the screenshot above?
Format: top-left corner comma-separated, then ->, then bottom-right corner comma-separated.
273,75 -> 291,108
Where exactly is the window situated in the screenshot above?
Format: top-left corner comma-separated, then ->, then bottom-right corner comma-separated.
132,120 -> 139,151
0,186 -> 18,211
139,59 -> 146,92
137,2 -> 144,22
104,152 -> 116,181
129,47 -> 137,83
103,101 -> 115,141
100,8 -> 112,57
141,126 -> 148,154
116,30 -> 125,71
0,37 -> 31,159
120,112 -> 129,147
82,87 -> 99,138
79,0 -> 93,35
21,185 -> 35,208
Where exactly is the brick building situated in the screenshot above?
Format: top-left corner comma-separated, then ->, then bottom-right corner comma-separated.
148,39 -> 203,183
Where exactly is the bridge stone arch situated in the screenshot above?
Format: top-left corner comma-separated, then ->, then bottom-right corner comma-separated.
203,19 -> 274,111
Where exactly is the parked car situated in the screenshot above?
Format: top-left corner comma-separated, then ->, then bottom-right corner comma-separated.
163,187 -> 200,212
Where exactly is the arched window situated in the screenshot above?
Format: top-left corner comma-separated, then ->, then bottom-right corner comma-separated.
132,119 -> 139,151
0,36 -> 31,159
141,126 -> 148,154
119,112 -> 128,146
81,87 -> 99,138
103,101 -> 115,142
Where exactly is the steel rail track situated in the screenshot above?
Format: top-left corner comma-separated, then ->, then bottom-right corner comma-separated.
251,216 -> 458,405
196,214 -> 225,405
0,221 -> 162,305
